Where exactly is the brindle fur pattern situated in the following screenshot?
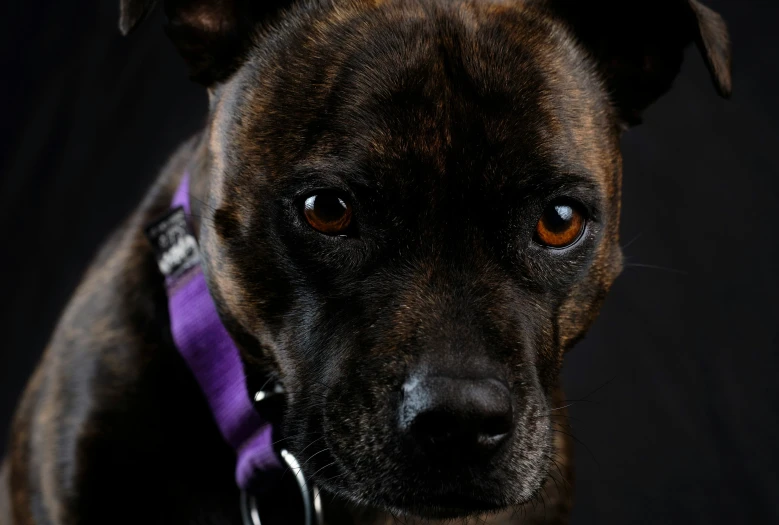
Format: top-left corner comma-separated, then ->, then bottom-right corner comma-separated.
2,0 -> 730,523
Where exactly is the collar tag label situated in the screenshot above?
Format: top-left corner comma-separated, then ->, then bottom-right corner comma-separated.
145,206 -> 200,280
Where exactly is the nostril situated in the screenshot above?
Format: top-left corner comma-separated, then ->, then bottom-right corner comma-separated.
480,412 -> 513,439
410,410 -> 458,445
401,376 -> 514,457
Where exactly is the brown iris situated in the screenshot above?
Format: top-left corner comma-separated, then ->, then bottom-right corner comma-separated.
535,200 -> 585,248
303,193 -> 352,235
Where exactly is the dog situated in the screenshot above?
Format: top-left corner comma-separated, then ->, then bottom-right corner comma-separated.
1,0 -> 731,523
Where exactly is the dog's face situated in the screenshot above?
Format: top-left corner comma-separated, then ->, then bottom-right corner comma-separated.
123,0 -> 730,518
204,4 -> 620,516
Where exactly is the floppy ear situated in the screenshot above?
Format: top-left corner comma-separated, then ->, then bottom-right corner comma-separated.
119,0 -> 284,85
540,0 -> 732,126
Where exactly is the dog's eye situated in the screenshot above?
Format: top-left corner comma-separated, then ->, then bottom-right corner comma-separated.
535,199 -> 586,248
303,193 -> 353,235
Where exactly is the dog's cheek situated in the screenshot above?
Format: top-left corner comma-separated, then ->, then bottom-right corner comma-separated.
508,399 -> 555,503
554,139 -> 625,352
503,329 -> 557,500
321,353 -> 406,491
557,239 -> 623,352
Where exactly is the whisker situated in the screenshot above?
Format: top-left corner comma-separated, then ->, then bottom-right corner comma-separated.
297,435 -> 327,457
532,413 -> 583,423
300,447 -> 330,468
620,232 -> 643,251
624,262 -> 688,276
551,428 -> 599,467
550,374 -> 618,411
580,374 -> 618,400
549,457 -> 572,492
187,192 -> 218,212
271,430 -> 325,447
308,460 -> 337,480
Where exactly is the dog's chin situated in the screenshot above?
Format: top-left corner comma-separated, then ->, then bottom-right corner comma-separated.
325,474 -> 523,521
382,494 -> 508,521
314,440 -> 552,520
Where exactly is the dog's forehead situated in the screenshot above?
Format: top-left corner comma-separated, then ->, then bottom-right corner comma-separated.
212,0 -> 618,197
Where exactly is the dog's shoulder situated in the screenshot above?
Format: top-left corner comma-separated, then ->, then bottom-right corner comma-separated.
4,135 -> 241,525
1,458 -> 11,525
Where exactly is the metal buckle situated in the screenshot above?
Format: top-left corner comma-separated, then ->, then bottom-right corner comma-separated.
240,449 -> 323,525
242,383 -> 324,525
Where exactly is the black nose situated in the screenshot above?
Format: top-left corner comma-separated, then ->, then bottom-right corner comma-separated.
400,376 -> 513,457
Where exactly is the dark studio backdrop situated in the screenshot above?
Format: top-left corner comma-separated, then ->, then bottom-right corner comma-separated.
1,1 -> 777,524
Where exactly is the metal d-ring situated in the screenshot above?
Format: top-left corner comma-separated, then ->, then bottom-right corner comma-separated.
253,382 -> 285,404
240,448 -> 323,525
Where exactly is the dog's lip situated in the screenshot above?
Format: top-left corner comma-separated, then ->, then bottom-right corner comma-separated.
314,432 -> 518,519
319,463 -> 507,519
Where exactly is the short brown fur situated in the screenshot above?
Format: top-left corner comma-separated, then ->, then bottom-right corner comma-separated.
2,0 -> 730,523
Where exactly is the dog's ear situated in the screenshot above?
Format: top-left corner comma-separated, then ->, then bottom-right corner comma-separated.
119,0 -> 284,85
540,0 -> 731,126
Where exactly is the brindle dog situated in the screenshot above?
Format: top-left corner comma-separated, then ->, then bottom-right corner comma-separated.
1,0 -> 730,524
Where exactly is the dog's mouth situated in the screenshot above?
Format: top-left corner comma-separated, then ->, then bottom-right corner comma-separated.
288,404 -> 553,520
307,454 -> 513,520
303,446 -> 544,521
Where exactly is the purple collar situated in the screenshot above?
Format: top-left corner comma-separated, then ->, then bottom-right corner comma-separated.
147,173 -> 283,491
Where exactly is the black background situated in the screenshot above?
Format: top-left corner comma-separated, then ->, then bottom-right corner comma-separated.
1,1 -> 777,524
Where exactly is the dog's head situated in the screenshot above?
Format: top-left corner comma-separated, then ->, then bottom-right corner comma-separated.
123,0 -> 730,518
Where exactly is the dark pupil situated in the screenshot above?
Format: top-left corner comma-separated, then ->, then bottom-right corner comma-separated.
544,204 -> 573,233
314,195 -> 347,223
